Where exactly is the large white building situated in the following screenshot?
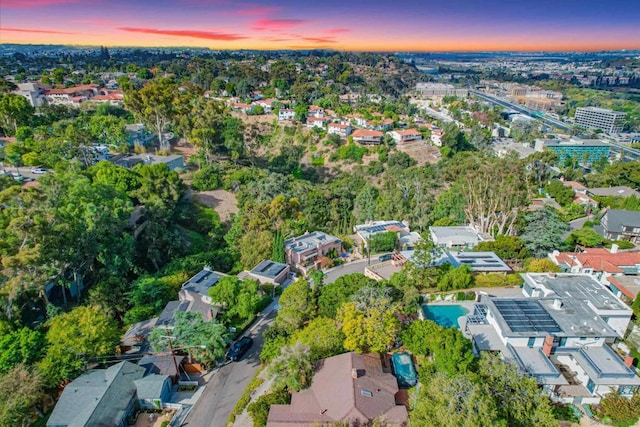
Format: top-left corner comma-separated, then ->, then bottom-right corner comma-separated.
464,273 -> 638,405
574,107 -> 626,134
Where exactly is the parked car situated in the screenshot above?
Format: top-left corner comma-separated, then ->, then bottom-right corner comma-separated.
227,336 -> 253,361
379,253 -> 393,262
31,167 -> 47,174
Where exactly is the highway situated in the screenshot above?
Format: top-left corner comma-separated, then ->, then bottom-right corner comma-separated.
471,90 -> 573,131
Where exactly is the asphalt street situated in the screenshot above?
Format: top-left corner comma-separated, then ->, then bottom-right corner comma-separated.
182,310 -> 275,427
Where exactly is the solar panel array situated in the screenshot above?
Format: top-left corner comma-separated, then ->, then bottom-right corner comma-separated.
185,269 -> 220,290
493,300 -> 562,333
362,222 -> 405,234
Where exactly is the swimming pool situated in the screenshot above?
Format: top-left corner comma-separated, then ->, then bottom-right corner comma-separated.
392,353 -> 417,388
422,304 -> 469,328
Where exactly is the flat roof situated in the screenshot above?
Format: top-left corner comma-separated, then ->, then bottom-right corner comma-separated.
355,221 -> 407,238
493,299 -> 561,333
285,231 -> 342,253
524,273 -> 629,312
508,345 -> 567,385
446,251 -> 511,272
251,260 -> 288,279
181,268 -> 222,296
561,346 -> 640,385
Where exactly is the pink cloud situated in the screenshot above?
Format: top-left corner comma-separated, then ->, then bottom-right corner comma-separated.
324,28 -> 350,35
118,27 -> 246,41
252,18 -> 309,31
3,0 -> 77,7
73,19 -> 115,25
0,27 -> 77,34
228,5 -> 281,16
302,36 -> 337,44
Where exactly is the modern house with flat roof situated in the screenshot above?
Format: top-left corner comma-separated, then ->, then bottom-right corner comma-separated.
464,273 -> 638,405
354,221 -> 422,251
285,231 -> 343,276
429,225 -> 493,249
441,251 -> 512,273
267,352 -> 408,427
157,267 -> 224,329
549,247 -> 640,301
243,260 -> 290,285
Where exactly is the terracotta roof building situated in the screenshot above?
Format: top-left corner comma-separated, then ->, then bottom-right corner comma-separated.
267,352 -> 408,426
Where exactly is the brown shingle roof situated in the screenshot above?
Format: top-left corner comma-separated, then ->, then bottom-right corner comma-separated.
267,352 -> 407,426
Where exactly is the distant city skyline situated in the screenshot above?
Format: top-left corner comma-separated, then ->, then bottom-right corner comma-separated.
1,0 -> 639,52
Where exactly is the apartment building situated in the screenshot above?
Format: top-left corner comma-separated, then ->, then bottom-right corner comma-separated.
575,107 -> 626,134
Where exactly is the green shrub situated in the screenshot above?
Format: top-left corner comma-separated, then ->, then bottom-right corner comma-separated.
248,388 -> 291,427
228,373 -> 265,424
606,240 -> 635,250
331,143 -> 368,163
191,164 -> 222,191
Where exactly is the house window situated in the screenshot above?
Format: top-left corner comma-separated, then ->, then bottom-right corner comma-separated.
559,338 -> 567,347
527,337 -> 536,348
579,337 -> 587,341
586,379 -> 595,394
618,386 -> 637,396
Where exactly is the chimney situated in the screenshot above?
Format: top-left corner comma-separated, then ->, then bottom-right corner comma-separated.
351,368 -> 359,379
624,354 -> 635,369
610,244 -> 619,254
548,272 -> 556,278
542,335 -> 554,357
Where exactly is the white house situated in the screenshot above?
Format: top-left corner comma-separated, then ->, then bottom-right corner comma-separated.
307,105 -> 325,118
327,123 -> 351,138
306,117 -> 326,129
278,109 -> 295,121
465,273 -> 638,405
388,129 -> 422,144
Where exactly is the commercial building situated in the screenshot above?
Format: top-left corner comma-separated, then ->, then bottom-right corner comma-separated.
575,107 -> 626,134
464,273 -> 638,405
415,82 -> 468,98
534,138 -> 610,165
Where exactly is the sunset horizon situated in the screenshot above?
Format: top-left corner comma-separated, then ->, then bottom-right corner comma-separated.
1,0 -> 639,52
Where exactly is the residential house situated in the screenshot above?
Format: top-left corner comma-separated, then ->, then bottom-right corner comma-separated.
232,103 -> 254,114
242,260 -> 290,285
43,84 -> 99,106
339,93 -> 360,103
47,361 -> 146,427
307,105 -> 325,118
267,352 -> 408,427
388,129 -> 422,144
133,375 -> 173,410
278,109 -> 295,121
354,221 -> 422,251
121,317 -> 158,355
439,251 -> 511,273
548,247 -> 640,299
464,273 -> 638,405
563,181 -> 598,207
12,82 -> 45,107
157,268 -> 223,330
110,154 -> 184,171
306,116 -> 326,129
430,129 -> 445,146
285,231 -> 343,276
351,129 -> 383,145
596,209 -> 640,244
327,123 -> 352,138
124,123 -> 154,147
588,186 -> 640,199
255,98 -> 275,113
429,225 -> 493,249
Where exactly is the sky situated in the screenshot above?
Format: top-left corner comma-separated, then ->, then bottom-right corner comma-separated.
1,0 -> 639,52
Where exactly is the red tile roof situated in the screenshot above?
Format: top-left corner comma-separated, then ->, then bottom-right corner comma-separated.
394,129 -> 421,136
554,248 -> 640,274
564,181 -> 587,191
352,129 -> 383,138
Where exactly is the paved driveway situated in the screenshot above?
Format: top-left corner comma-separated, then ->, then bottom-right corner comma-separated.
182,310 -> 275,427
323,259 -> 372,284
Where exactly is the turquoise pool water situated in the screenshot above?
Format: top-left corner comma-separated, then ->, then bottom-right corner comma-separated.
422,304 -> 469,328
